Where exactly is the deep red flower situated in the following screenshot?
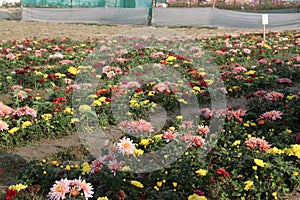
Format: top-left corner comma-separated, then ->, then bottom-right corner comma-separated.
216,168 -> 230,178
5,189 -> 17,200
296,133 -> 300,144
0,167 -> 3,174
140,193 -> 149,199
135,88 -> 143,93
194,189 -> 205,196
47,74 -> 57,79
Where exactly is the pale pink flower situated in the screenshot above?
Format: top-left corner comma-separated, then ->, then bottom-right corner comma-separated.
227,109 -> 246,122
162,129 -> 178,142
14,106 -> 37,118
153,82 -> 171,93
180,121 -> 195,129
118,119 -> 154,135
106,71 -> 115,79
71,178 -> 94,200
259,110 -> 283,121
119,81 -> 141,90
0,102 -> 14,116
234,75 -> 244,80
264,91 -> 284,101
191,136 -> 205,147
47,178 -> 70,200
190,47 -> 201,52
81,83 -> 92,88
232,66 -> 247,74
244,137 -> 270,151
276,78 -> 293,85
242,48 -> 251,54
116,137 -> 136,156
6,53 -> 15,60
229,49 -> 238,54
59,60 -> 73,65
13,90 -> 27,100
102,66 -> 111,74
49,52 -> 64,59
63,78 -> 73,85
181,132 -> 205,148
108,160 -> 126,176
11,85 -> 23,90
197,125 -> 209,136
0,120 -> 9,131
151,51 -> 165,57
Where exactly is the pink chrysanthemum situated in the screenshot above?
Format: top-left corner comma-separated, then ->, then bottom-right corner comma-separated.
197,125 -> 209,136
48,178 -> 70,200
11,85 -> 23,90
227,109 -> 246,122
232,66 -> 247,74
276,78 -> 293,85
259,110 -> 283,121
72,178 -> 94,200
244,137 -> 270,151
162,129 -> 178,142
116,137 -> 136,156
118,119 -> 154,135
0,102 -> 14,117
108,159 -> 126,176
264,91 -> 284,101
14,106 -> 37,118
0,120 -> 9,131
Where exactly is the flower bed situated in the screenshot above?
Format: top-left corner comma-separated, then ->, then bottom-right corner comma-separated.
0,30 -> 299,200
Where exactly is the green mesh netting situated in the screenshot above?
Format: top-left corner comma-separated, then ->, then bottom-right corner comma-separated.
22,0 -> 152,8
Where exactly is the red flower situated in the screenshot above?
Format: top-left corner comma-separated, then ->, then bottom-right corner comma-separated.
296,133 -> 300,144
216,168 -> 230,178
5,189 -> 17,200
135,88 -> 143,93
0,167 -> 3,174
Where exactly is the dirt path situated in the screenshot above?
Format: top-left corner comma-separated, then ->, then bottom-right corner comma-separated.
0,20 -> 260,41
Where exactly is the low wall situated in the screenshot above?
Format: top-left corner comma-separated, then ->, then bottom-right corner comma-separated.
21,7 -> 300,30
21,7 -> 149,25
152,7 -> 300,30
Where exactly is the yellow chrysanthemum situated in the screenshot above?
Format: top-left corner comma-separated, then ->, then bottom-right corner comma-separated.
81,162 -> 91,174
195,169 -> 208,177
244,180 -> 254,191
9,183 -> 28,192
131,180 -> 144,188
8,127 -> 19,135
254,159 -> 267,167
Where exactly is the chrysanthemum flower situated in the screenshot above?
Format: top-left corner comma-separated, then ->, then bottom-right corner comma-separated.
116,137 -> 136,156
258,110 -> 283,121
0,120 -> 9,131
47,178 -> 70,200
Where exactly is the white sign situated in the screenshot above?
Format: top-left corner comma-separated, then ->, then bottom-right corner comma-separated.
262,14 -> 269,25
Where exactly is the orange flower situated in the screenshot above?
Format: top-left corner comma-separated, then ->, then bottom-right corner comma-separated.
258,120 -> 265,125
160,60 -> 167,65
96,89 -> 109,96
